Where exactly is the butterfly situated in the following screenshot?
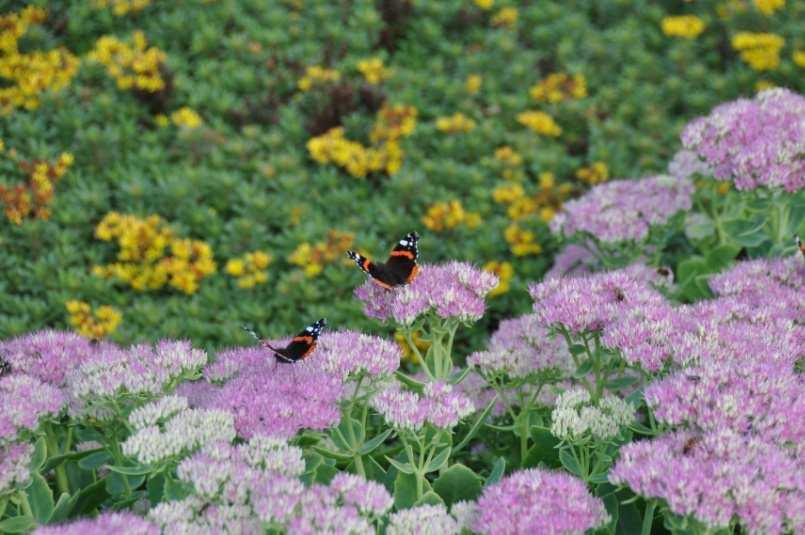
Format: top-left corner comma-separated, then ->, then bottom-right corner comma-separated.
347,232 -> 420,289
0,356 -> 10,378
243,318 -> 326,363
797,235 -> 805,257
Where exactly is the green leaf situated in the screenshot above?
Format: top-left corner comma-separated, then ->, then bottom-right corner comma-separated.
683,212 -> 715,241
415,491 -> 444,507
314,463 -> 337,485
617,499 -> 643,535
163,477 -> 192,501
605,375 -> 638,390
454,396 -> 496,453
704,244 -> 742,270
394,371 -> 426,394
107,464 -> 153,476
29,437 -> 47,472
43,448 -> 103,473
722,217 -> 768,247
358,429 -> 393,455
597,483 -> 619,530
50,492 -> 76,523
27,473 -> 54,523
676,257 -> 708,284
559,448 -> 583,478
486,457 -> 505,485
393,472 -> 418,510
589,471 -> 610,484
71,479 -> 108,516
432,464 -> 483,506
385,456 -> 415,475
77,451 -> 111,471
425,447 -> 451,473
312,445 -> 352,462
524,428 -> 561,468
147,474 -> 165,504
573,358 -> 593,378
0,516 -> 36,534
569,344 -> 586,356
337,417 -> 365,450
105,472 -> 146,496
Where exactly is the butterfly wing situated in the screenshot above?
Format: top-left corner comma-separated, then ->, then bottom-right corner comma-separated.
273,318 -> 326,363
382,231 -> 420,286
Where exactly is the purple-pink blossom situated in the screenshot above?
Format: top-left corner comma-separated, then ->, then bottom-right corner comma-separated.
371,380 -> 475,430
0,441 -> 34,494
0,330 -> 100,387
34,512 -> 159,535
355,262 -> 498,325
472,468 -> 610,535
681,88 -> 805,192
667,149 -> 713,180
313,330 -> 401,379
549,175 -> 694,243
468,313 -> 573,378
0,373 -> 65,442
610,429 -> 804,534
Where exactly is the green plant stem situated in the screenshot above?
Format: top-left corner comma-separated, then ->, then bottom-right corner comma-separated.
641,500 -> 657,535
352,453 -> 366,478
405,329 -> 433,380
18,492 -> 33,518
45,424 -> 70,495
519,414 -> 529,468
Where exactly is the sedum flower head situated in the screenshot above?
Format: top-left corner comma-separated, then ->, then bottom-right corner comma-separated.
0,329 -> 98,387
551,387 -> 635,441
0,373 -> 65,442
472,468 -> 610,535
387,504 -> 459,535
34,512 -> 159,535
355,262 -> 498,325
313,330 -> 401,379
371,380 -> 475,431
0,441 -> 34,495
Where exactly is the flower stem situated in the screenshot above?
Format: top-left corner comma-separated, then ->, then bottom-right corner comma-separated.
18,491 -> 33,518
45,422 -> 70,495
641,500 -> 657,535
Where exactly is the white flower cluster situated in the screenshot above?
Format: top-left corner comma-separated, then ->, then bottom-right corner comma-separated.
129,395 -> 188,429
122,398 -> 235,466
0,442 -> 34,494
551,387 -> 635,441
239,435 -> 306,477
386,504 -> 459,535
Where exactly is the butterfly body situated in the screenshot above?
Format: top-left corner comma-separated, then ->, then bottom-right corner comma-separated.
347,232 -> 420,289
244,319 -> 326,364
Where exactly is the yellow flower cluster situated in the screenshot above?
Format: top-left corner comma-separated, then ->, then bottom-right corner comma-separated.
357,57 -> 392,84
93,212 -> 216,294
494,146 -> 524,180
493,171 -> 571,224
491,7 -> 518,27
171,107 -> 203,129
308,104 -> 416,178
0,152 -> 73,224
794,50 -> 805,68
529,73 -> 587,103
753,0 -> 785,15
465,74 -> 482,94
576,161 -> 609,185
297,65 -> 341,91
395,330 -> 430,364
660,15 -> 706,39
473,0 -> 494,10
436,112 -> 476,134
66,300 -> 122,340
88,31 -> 167,92
289,229 -> 354,278
517,111 -> 562,137
422,200 -> 481,232
92,0 -> 152,16
505,223 -> 542,256
484,261 -> 514,297
0,7 -> 80,115
731,32 -> 785,71
225,251 -> 271,288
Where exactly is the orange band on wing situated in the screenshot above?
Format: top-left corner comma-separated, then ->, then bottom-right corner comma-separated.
302,343 -> 317,358
405,264 -> 420,283
371,278 -> 394,290
292,335 -> 314,344
361,258 -> 372,271
390,250 -> 415,259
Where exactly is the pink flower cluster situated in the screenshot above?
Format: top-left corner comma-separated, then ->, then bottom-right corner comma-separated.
470,468 -> 610,535
313,330 -> 401,379
371,380 -> 475,430
355,262 -> 498,325
611,430 -> 804,534
467,313 -> 573,378
35,512 -> 159,535
0,373 -> 64,442
0,441 -> 34,495
0,330 -> 98,387
681,88 -> 805,192
549,175 -> 694,243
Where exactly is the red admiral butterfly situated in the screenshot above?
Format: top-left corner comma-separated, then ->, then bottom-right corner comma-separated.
244,318 -> 326,363
0,356 -> 10,378
797,235 -> 804,257
347,232 -> 420,289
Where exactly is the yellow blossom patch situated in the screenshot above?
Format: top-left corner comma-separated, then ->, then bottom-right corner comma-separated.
752,0 -> 785,15
422,200 -> 481,232
576,161 -> 609,185
0,7 -> 80,115
297,65 -> 340,91
226,250 -> 272,288
370,104 -> 418,143
473,0 -> 494,10
66,300 -> 122,340
504,223 -> 542,256
731,32 -> 784,71
357,57 -> 392,84
465,74 -> 482,94
484,261 -> 514,297
170,107 -> 203,129
92,0 -> 152,16
517,111 -> 562,137
289,230 -> 354,278
395,330 -> 430,364
661,16 -> 706,39
529,73 -> 587,103
88,31 -> 167,92
491,7 -> 518,27
792,50 -> 805,68
93,212 -> 216,294
436,112 -> 476,134
0,152 -> 73,224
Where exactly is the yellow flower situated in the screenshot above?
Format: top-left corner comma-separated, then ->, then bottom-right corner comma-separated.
491,7 -> 518,27
494,146 -> 523,167
504,223 -> 542,256
357,57 -> 391,84
731,32 -> 784,71
297,65 -> 340,91
576,161 -> 609,185
225,258 -> 245,277
289,231 -> 353,278
66,300 -> 121,339
792,50 -> 805,67
484,261 -> 514,297
170,107 -> 203,129
538,171 -> 556,189
493,183 -> 525,204
422,200 -> 481,232
473,0 -> 494,10
517,111 -> 562,137
88,32 -> 166,93
465,74 -> 482,94
436,112 -> 476,134
660,15 -> 706,39
529,73 -> 587,103
752,0 -> 785,15
92,0 -> 152,16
